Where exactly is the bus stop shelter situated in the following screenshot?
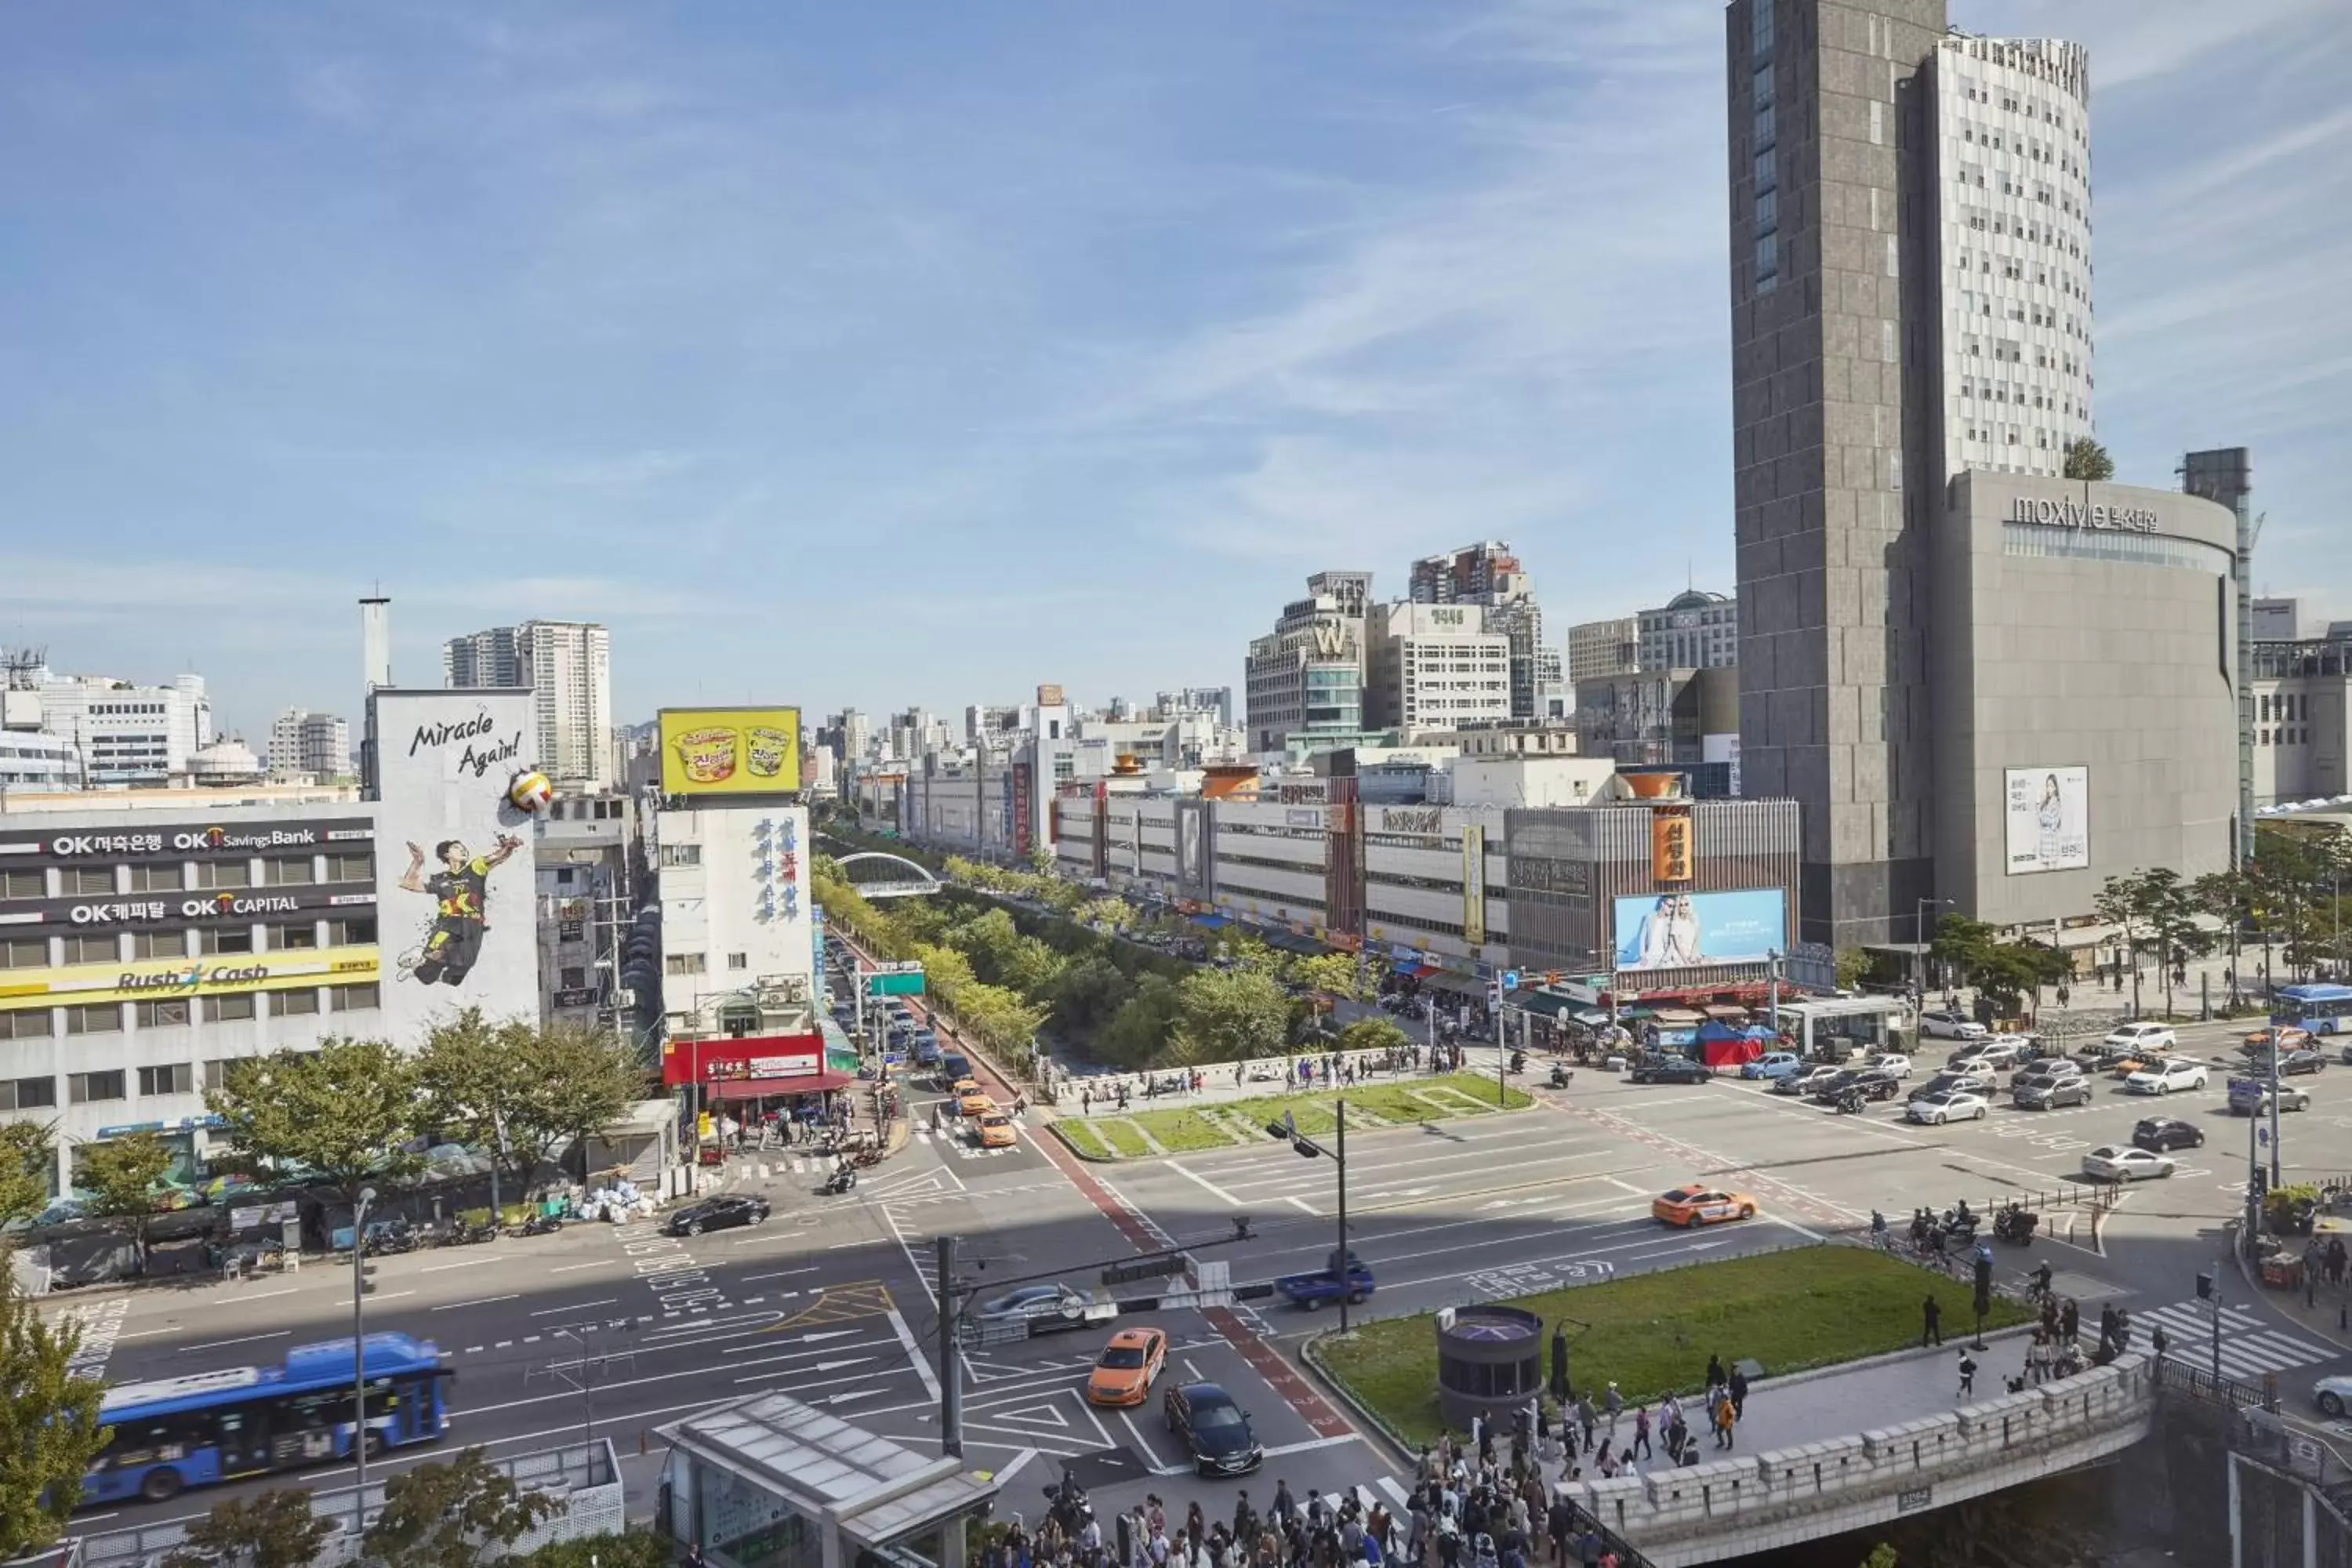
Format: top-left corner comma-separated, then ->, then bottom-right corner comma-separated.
659,1392 -> 999,1568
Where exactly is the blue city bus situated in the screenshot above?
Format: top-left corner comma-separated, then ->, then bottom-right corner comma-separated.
2270,982 -> 2352,1036
84,1334 -> 451,1505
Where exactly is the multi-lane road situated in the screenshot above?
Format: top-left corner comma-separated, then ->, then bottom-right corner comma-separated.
50,1007 -> 2352,1544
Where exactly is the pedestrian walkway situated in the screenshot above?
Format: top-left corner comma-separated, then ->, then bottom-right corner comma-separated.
2137,1298 -> 2340,1382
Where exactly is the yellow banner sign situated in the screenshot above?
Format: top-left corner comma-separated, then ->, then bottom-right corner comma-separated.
659,708 -> 801,797
1651,805 -> 1693,884
0,946 -> 379,1012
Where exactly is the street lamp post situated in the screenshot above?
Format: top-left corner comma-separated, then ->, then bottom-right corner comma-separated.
1270,1106 -> 1351,1330
352,1185 -> 377,1502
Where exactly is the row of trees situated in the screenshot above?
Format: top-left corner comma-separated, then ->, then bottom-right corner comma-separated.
814,843 -> 1408,1073
2094,824 -> 2352,1017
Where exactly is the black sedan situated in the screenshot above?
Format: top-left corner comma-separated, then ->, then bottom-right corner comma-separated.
2132,1117 -> 2205,1153
1812,1070 -> 1900,1104
1163,1381 -> 1263,1476
662,1194 -> 771,1237
1628,1054 -> 1711,1085
2279,1049 -> 2328,1076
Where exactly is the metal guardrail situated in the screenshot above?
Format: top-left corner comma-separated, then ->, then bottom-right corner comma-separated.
2156,1352 -> 2278,1413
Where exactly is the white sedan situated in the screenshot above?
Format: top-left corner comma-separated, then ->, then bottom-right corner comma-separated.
2125,1058 -> 2209,1095
1905,1089 -> 1990,1126
2318,1373 -> 2352,1420
1868,1054 -> 1913,1080
2082,1145 -> 2176,1181
2104,1022 -> 2178,1053
1920,1011 -> 1987,1041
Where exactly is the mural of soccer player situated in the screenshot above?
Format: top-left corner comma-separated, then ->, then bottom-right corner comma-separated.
397,833 -> 523,986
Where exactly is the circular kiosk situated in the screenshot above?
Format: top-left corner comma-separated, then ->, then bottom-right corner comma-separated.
1436,1304 -> 1544,1429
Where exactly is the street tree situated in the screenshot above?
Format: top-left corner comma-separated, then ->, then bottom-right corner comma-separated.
1834,947 -> 1875,991
1102,974 -> 1186,1067
1291,953 -> 1367,1006
2091,877 -> 2149,1017
1050,956 -> 1134,1035
0,1272 -> 111,1557
1336,1016 -> 1412,1058
361,1446 -> 564,1568
507,1532 -> 674,1568
1077,897 -> 1131,935
0,1121 -> 53,1229
76,1130 -> 174,1272
2061,437 -> 2114,481
2131,867 -> 2209,1016
205,1036 -> 422,1200
2190,868 -> 2250,1003
1176,967 -> 1290,1062
162,1489 -> 338,1568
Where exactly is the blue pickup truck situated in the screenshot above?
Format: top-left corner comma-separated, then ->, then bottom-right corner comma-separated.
1276,1250 -> 1375,1309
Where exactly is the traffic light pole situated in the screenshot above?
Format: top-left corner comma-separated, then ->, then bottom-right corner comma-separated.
1335,1101 -> 1349,1333
935,1234 -> 962,1459
353,1185 -> 376,1503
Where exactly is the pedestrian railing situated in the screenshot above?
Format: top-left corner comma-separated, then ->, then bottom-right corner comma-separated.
2154,1352 -> 2277,1413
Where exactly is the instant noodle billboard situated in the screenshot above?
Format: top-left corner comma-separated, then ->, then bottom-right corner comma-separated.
659,708 -> 802,797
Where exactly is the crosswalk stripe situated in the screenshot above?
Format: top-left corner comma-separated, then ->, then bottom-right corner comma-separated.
2132,1298 -> 2335,1381
1377,1476 -> 1412,1508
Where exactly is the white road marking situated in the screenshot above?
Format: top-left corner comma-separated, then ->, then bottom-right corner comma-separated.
531,1298 -> 619,1317
420,1255 -> 510,1272
432,1294 -> 521,1312
1165,1160 -> 1243,1207
549,1261 -> 615,1273
1261,1434 -> 1366,1458
1285,1196 -> 1319,1215
743,1266 -> 822,1281
180,1330 -> 291,1352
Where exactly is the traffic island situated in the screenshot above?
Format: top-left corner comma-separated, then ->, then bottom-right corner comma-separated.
1046,1072 -> 1534,1160
1312,1244 -> 2034,1450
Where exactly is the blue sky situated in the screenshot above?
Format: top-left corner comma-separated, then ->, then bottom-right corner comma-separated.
2,2 -> 2346,741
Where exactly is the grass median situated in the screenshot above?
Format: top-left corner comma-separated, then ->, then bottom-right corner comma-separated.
1051,1071 -> 1533,1160
1316,1245 -> 2033,1449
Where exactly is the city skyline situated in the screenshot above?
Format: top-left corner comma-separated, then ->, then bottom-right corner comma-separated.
1,2 -> 2345,738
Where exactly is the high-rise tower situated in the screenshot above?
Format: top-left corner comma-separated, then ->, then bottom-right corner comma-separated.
1726,0 -> 2091,946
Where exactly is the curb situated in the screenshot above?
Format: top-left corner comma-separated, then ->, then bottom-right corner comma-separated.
1301,1327 -> 1421,1462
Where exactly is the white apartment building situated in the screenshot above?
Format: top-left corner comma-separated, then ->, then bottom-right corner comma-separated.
1933,33 -> 2094,478
267,709 -> 352,779
1365,602 -> 1512,733
33,672 -> 214,786
441,620 -> 614,789
651,801 -> 814,1039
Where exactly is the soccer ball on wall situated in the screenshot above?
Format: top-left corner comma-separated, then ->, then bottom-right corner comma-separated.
506,769 -> 554,814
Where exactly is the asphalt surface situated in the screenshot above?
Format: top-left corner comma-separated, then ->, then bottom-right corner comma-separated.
49,1001 -> 2352,1545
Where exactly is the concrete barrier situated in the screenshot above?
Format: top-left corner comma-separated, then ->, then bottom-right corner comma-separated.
1555,1356 -> 2158,1566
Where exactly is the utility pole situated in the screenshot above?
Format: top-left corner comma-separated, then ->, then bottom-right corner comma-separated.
2266,1017 -> 2282,1187
935,1234 -> 963,1457
1269,1108 -> 1352,1330
352,1185 -> 376,1503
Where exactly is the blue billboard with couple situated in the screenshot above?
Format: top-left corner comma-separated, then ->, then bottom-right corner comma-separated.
1613,888 -> 1786,971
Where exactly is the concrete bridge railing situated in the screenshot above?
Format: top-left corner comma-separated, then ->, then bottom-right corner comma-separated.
1563,1355 -> 2159,1566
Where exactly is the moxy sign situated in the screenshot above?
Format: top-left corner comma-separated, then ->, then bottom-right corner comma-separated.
2009,495 -> 2160,533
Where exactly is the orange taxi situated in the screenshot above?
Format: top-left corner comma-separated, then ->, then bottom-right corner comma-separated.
1085,1327 -> 1167,1406
1651,1185 -> 1759,1228
954,1080 -> 992,1118
977,1111 -> 1019,1149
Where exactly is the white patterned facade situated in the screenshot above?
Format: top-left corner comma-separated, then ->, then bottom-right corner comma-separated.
1932,34 -> 2094,479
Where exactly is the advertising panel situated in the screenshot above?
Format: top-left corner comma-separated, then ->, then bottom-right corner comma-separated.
1176,800 -> 1212,898
660,1035 -> 822,1087
0,946 -> 379,1012
659,708 -> 802,797
369,689 -> 540,1041
0,887 -> 376,931
2004,766 -> 2089,875
1461,823 -> 1487,947
1611,889 -> 1785,972
1011,760 -> 1033,860
0,818 -> 373,862
1650,804 -> 1693,884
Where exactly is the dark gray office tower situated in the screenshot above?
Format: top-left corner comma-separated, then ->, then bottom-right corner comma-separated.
1728,0 -> 1947,946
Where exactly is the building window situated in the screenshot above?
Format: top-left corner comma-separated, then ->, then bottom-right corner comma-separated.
666,953 -> 706,976
1,1075 -> 56,1110
136,1063 -> 194,1097
0,1011 -> 53,1040
66,1003 -> 123,1034
325,853 -> 375,883
68,1069 -> 126,1104
135,999 -> 192,1028
197,861 -> 252,890
127,863 -> 183,893
659,844 -> 702,868
326,917 -> 376,947
728,953 -> 749,970
561,966 -> 586,989
198,926 -> 257,955
264,922 -> 319,952
330,982 -> 380,1011
203,994 -> 257,1022
60,866 -> 118,896
131,931 -> 185,960
61,934 -> 121,966
263,858 -> 315,886
269,989 -> 321,1017
0,938 -> 47,970
0,869 -> 43,901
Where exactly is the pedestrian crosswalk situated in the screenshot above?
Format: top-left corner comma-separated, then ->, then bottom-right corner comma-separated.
911,1127 -> 1019,1159
2136,1300 -> 2338,1383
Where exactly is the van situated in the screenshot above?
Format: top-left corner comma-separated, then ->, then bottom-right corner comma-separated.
913,1033 -> 941,1066
940,1051 -> 972,1082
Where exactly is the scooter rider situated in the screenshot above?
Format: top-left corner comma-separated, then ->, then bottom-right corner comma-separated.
2031,1259 -> 2054,1298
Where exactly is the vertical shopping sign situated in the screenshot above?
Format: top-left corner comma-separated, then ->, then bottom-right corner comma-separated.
1011,760 -> 1033,860
1651,804 -> 1693,884
1461,822 -> 1486,946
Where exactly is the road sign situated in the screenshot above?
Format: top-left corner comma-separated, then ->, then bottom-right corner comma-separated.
872,960 -> 922,973
1502,970 -> 1521,990
866,971 -> 927,997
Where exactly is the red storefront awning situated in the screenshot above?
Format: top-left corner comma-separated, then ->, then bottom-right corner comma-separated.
709,1070 -> 862,1102
661,1030 -> 825,1088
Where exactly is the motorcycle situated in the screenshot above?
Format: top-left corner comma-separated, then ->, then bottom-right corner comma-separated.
1831,1088 -> 1867,1115
510,1211 -> 564,1239
822,1163 -> 858,1196
1993,1204 -> 2039,1244
852,1145 -> 884,1170
363,1219 -> 420,1255
1043,1480 -> 1094,1534
1548,1063 -> 1573,1090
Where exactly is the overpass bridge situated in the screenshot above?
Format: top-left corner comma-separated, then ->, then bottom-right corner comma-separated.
822,848 -> 944,900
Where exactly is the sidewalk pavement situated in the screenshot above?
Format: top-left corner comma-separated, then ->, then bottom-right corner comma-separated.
2235,1217 -> 2352,1354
